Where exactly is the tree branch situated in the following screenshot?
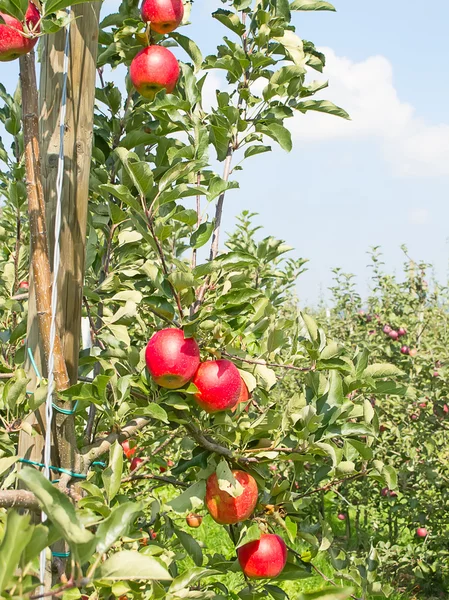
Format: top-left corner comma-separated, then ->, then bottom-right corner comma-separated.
221,351 -> 314,373
0,489 -> 40,511
185,421 -> 257,464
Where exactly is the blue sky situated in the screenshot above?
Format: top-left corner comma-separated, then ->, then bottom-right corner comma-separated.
2,1 -> 449,305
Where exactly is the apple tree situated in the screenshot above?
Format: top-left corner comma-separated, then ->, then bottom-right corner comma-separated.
0,1 -> 403,598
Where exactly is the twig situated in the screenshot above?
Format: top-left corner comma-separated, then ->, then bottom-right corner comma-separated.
191,171 -> 201,270
185,421 -> 257,464
294,470 -> 370,499
10,293 -> 29,301
122,432 -> 177,477
30,581 -> 77,600
121,473 -> 187,487
221,351 -> 313,373
0,373 -> 14,380
140,194 -> 184,320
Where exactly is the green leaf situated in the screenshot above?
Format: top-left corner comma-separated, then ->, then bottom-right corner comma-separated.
102,440 -> 124,502
285,516 -> 297,543
99,183 -> 141,211
212,9 -> 245,35
0,455 -> 17,477
146,403 -> 169,424
169,567 -> 222,594
95,550 -> 171,581
236,523 -> 262,548
168,271 -> 195,292
115,147 -> 154,198
294,99 -> 350,120
190,222 -> 214,249
18,468 -> 94,551
170,32 -> 203,71
0,0 -> 28,20
0,511 -> 33,593
244,145 -> 272,159
96,503 -> 142,554
175,529 -> 203,566
216,459 -> 244,498
4,368 -> 28,410
256,123 -> 292,152
364,364 -> 404,379
142,295 -> 175,321
167,480 -> 206,513
290,0 -> 336,10
44,0 -> 94,14
276,0 -> 291,20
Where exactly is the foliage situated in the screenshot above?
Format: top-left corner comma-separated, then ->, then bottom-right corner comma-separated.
0,1 -> 431,600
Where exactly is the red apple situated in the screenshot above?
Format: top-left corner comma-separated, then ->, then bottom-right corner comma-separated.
409,348 -> 418,357
231,379 -> 250,413
121,439 -> 136,459
381,487 -> 390,497
130,45 -> 180,99
193,360 -> 242,413
145,328 -> 200,389
416,527 -> 428,538
159,466 -> 167,473
167,459 -> 174,467
419,402 -> 427,408
205,469 -> 258,524
433,371 -> 439,378
141,0 -> 184,35
368,330 -> 376,335
444,404 -> 449,414
130,457 -> 144,471
0,3 -> 40,62
398,327 -> 407,337
237,534 -> 287,579
186,513 -> 203,528
400,345 -> 410,355
18,280 -> 29,290
389,330 -> 399,341
411,413 -> 419,421
383,325 -> 392,334
337,513 -> 346,521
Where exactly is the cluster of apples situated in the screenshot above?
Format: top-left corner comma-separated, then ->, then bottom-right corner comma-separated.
0,2 -> 40,62
130,0 -> 183,99
205,469 -> 287,578
145,327 -> 249,413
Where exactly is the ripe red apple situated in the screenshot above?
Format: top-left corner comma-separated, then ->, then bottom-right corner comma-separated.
400,345 -> 410,355
444,404 -> 449,414
193,360 -> 242,413
205,469 -> 258,524
398,327 -> 407,337
411,413 -> 419,421
383,325 -> 392,334
145,328 -> 200,389
237,534 -> 287,579
130,457 -> 144,471
121,439 -> 136,459
433,371 -> 439,378
141,0 -> 184,35
337,513 -> 346,521
416,527 -> 428,538
0,3 -> 40,62
186,513 -> 202,528
167,459 -> 174,467
130,45 -> 180,99
389,330 -> 399,341
409,348 -> 418,357
419,402 -> 427,408
18,280 -> 29,290
231,379 -> 250,413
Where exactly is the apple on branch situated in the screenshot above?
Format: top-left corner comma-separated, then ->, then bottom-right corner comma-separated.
205,469 -> 258,524
237,534 -> 288,579
141,0 -> 184,35
145,328 -> 200,389
130,45 -> 180,100
0,2 -> 40,62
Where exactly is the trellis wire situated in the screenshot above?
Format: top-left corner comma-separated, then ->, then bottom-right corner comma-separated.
39,8 -> 72,591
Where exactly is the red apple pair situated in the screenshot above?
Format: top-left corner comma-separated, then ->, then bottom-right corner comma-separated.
130,0 -> 184,99
145,328 -> 245,414
0,2 -> 40,62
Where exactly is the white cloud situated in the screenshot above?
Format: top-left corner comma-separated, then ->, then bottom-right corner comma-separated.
293,48 -> 449,178
409,208 -> 430,225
